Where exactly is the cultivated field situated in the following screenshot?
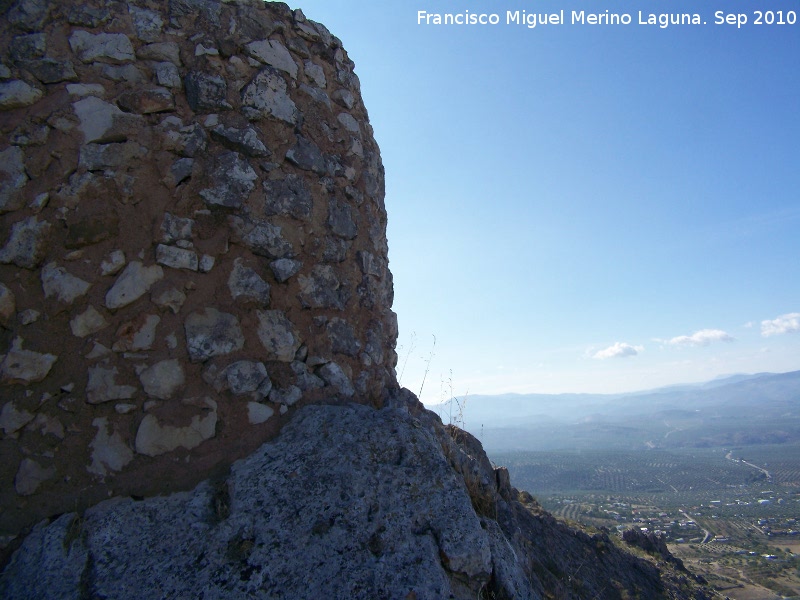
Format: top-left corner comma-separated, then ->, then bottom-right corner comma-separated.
493,444 -> 800,599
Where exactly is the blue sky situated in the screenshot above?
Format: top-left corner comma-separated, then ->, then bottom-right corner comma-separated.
288,0 -> 800,402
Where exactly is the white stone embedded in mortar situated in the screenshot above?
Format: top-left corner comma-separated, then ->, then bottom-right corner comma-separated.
134,398 -> 217,456
151,286 -> 186,314
337,112 -> 360,133
138,359 -> 184,400
0,216 -> 52,269
318,361 -> 355,398
68,30 -> 135,64
0,402 -> 35,435
0,145 -> 28,213
228,258 -> 270,305
156,244 -> 198,271
41,263 -> 91,304
100,250 -> 126,276
241,68 -> 298,124
247,402 -> 274,425
112,314 -> 160,352
222,360 -> 270,397
105,261 -> 164,310
70,305 -> 108,338
72,96 -> 143,144
86,366 -> 137,404
0,282 -> 15,324
88,417 -> 134,477
0,338 -> 57,385
14,458 -> 55,496
244,40 -> 298,78
303,60 -> 326,88
184,308 -> 245,362
256,310 -> 300,362
0,80 -> 42,110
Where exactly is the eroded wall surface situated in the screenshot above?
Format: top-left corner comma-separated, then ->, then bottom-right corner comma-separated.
0,0 -> 397,540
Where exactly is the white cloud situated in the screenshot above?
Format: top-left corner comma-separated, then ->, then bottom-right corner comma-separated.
593,342 -> 643,360
761,312 -> 800,337
665,329 -> 735,347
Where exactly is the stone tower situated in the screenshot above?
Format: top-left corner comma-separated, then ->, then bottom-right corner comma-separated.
0,0 -> 397,541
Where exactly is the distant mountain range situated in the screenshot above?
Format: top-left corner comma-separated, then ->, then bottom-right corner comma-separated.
430,370 -> 800,452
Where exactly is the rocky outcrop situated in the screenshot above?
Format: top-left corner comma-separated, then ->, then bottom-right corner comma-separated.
0,391 -> 716,599
0,0 -> 396,543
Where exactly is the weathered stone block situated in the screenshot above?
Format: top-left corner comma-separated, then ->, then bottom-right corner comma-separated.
184,308 -> 244,362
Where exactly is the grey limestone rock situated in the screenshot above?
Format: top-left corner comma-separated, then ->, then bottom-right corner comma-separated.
7,0 -> 52,31
18,58 -> 77,84
138,359 -> 185,400
128,5 -> 164,42
67,5 -> 110,27
290,360 -> 324,391
285,135 -> 326,174
228,257 -> 270,305
328,197 -> 358,239
41,263 -> 91,304
244,39 -> 298,78
72,96 -> 142,144
10,33 -> 46,61
222,360 -> 270,397
99,250 -> 126,276
69,305 -> 108,338
134,397 -> 217,456
169,0 -> 222,25
210,124 -> 270,157
327,317 -> 360,357
0,401 -> 35,435
137,42 -> 182,65
304,60 -> 326,88
155,244 -> 198,271
105,261 -> 164,310
298,264 -> 346,310
269,384 -> 302,406
0,337 -> 57,385
0,283 -> 15,324
160,213 -> 194,243
263,173 -> 313,220
247,401 -> 274,424
79,141 -> 146,171
154,61 -> 182,89
0,145 -> 28,213
317,361 -> 354,397
0,404 -> 494,598
199,151 -> 257,208
332,88 -> 355,109
88,417 -> 134,476
184,307 -> 244,362
337,111 -> 360,133
14,458 -> 55,496
269,257 -> 301,282
241,67 -> 298,124
116,86 -> 174,114
256,309 -> 300,362
69,31 -> 135,64
86,366 -> 137,404
228,215 -> 293,259
185,71 -> 230,112
150,285 -> 186,314
0,80 -> 42,110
